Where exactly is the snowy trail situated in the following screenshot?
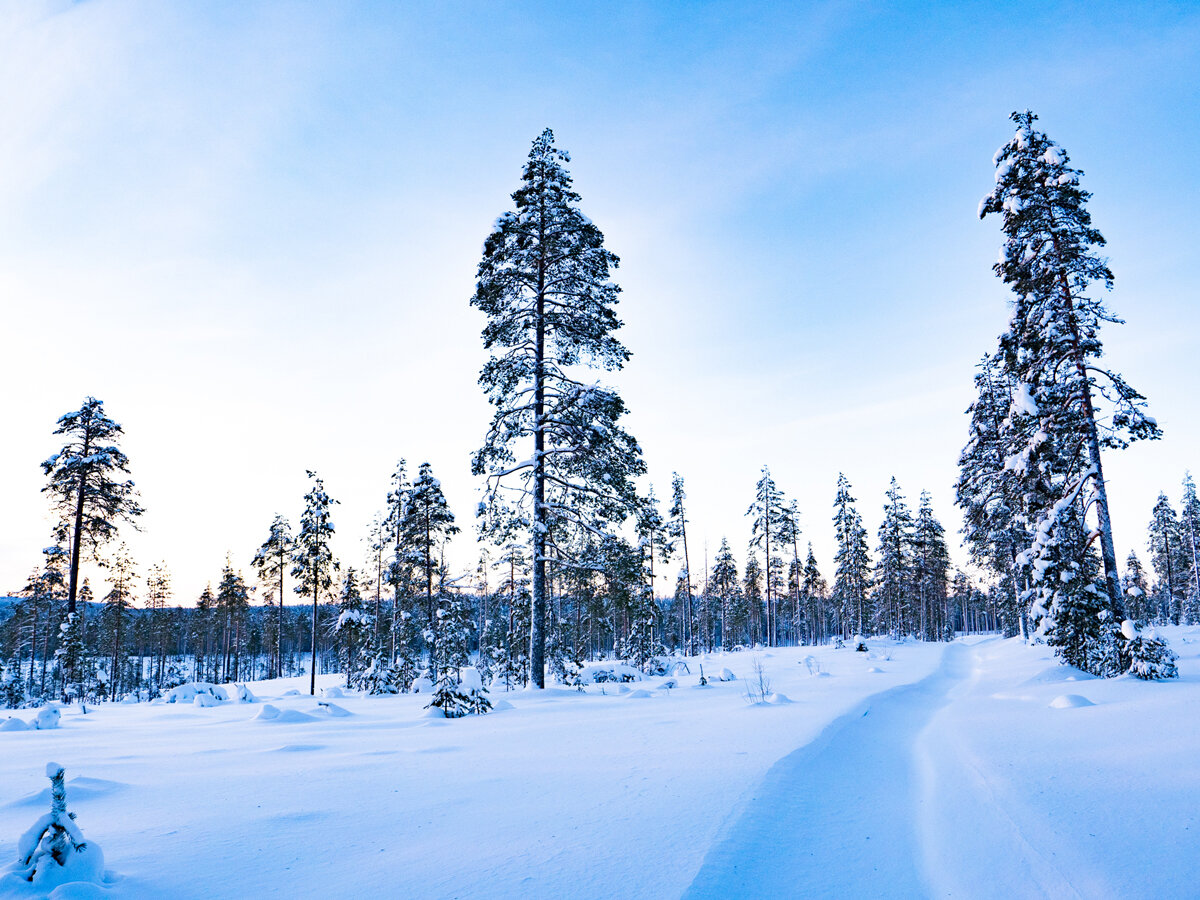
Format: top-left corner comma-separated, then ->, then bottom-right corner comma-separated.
683,642 -> 972,900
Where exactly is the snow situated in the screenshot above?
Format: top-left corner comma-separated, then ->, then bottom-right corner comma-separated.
2,633 -> 1199,897
1049,693 -> 1095,708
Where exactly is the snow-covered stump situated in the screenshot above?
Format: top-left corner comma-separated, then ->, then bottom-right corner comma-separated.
9,763 -> 105,890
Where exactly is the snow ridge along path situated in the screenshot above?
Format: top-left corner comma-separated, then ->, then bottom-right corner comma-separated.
684,642 -> 973,900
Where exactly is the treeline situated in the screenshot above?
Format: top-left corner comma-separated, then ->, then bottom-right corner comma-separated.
3,113 -> 1188,707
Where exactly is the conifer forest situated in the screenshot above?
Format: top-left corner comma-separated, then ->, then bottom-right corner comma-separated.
2,5 -> 1197,898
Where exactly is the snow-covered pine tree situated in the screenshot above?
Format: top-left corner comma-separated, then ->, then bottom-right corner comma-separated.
746,467 -> 790,647
404,462 -> 458,680
333,568 -> 372,688
782,500 -> 803,646
471,128 -> 645,688
101,545 -> 136,699
833,474 -> 871,638
252,514 -> 294,680
1119,619 -> 1178,680
215,563 -> 250,683
980,111 -> 1161,674
55,612 -> 87,704
381,459 -> 413,662
742,554 -> 764,647
1122,551 -> 1152,624
1179,473 -> 1200,623
913,492 -> 951,640
41,398 -> 143,621
956,352 -> 1030,637
709,538 -> 739,650
801,544 -> 829,645
667,474 -> 695,654
873,478 -> 914,638
1147,493 -> 1188,624
434,589 -> 472,678
14,763 -> 103,886
291,471 -> 339,695
2,662 -> 26,708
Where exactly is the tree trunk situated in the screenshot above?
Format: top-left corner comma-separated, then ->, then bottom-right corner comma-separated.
530,223 -> 547,690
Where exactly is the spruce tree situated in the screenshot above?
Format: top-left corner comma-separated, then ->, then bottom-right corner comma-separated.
873,478 -> 914,637
801,544 -> 829,644
1179,473 -> 1200,623
101,545 -> 136,699
41,398 -> 143,617
980,111 -> 1160,654
832,474 -> 871,637
215,563 -> 250,683
291,471 -> 339,695
252,515 -> 294,680
333,568 -> 371,688
956,353 -> 1030,636
667,474 -> 694,653
913,492 -> 951,640
1147,493 -> 1188,624
471,128 -> 645,688
1122,551 -> 1152,624
747,467 -> 790,646
404,462 -> 458,680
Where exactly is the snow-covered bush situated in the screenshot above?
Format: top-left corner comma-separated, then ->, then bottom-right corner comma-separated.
581,662 -> 644,684
357,654 -> 403,695
164,683 -> 229,704
9,763 -> 104,889
426,668 -> 491,718
34,707 -> 60,730
1120,620 -> 1178,681
852,635 -> 868,652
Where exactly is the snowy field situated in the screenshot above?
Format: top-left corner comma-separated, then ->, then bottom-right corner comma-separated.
2,631 -> 1198,899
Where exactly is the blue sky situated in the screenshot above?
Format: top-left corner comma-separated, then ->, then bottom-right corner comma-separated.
2,0 -> 1197,602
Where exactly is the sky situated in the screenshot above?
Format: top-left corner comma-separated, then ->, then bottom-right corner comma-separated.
2,0 -> 1198,605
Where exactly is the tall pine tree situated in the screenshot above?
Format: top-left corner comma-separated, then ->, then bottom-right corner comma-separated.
472,128 -> 644,688
291,471 -> 339,695
980,111 -> 1160,669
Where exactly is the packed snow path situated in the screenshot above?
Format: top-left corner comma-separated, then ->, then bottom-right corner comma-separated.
684,642 -> 973,899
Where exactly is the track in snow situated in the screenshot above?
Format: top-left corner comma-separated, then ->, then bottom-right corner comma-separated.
683,642 -> 972,899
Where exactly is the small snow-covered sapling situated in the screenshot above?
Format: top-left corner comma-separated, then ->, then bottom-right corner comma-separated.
13,763 -> 104,886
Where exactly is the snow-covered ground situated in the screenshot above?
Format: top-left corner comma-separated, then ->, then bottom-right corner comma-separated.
1,631 -> 1197,898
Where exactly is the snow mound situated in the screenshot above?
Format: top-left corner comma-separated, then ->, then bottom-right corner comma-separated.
281,689 -> 301,697
767,693 -> 792,704
867,667 -> 884,673
491,699 -> 514,711
626,689 -> 652,699
422,706 -> 446,719
716,668 -> 736,682
1022,666 -> 1095,686
316,703 -> 351,718
410,676 -> 434,694
258,707 -> 318,723
1050,694 -> 1095,709
193,693 -> 221,708
47,882 -> 111,898
1,717 -> 30,732
232,684 -> 258,703
35,707 -> 61,730
656,678 -> 678,690
321,687 -> 344,699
